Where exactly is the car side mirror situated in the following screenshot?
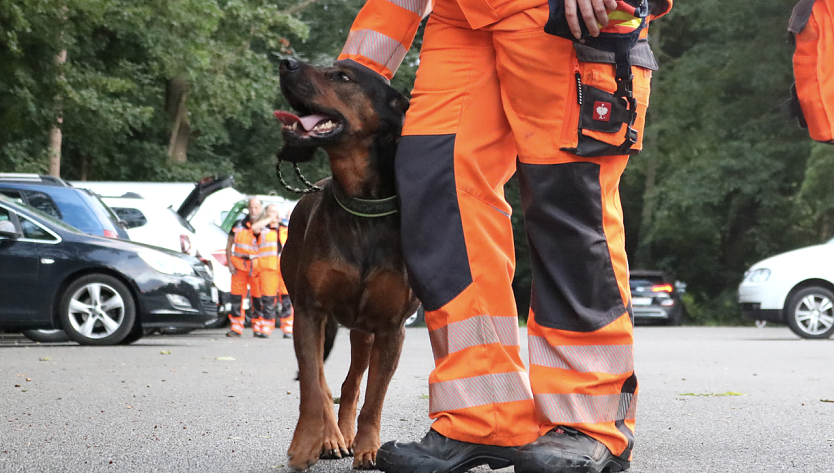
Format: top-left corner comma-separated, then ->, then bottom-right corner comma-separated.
0,228 -> 21,240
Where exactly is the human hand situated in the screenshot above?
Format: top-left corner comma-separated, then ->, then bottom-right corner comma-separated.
564,0 -> 618,39
229,265 -> 237,276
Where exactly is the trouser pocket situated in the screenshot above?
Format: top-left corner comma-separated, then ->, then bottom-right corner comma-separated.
562,42 -> 655,157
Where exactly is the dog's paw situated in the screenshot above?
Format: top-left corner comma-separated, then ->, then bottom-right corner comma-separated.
287,451 -> 318,471
352,450 -> 377,470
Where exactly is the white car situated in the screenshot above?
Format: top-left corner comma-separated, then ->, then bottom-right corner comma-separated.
738,238 -> 834,339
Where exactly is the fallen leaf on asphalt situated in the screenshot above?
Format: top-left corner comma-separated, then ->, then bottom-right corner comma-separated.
227,437 -> 243,440
821,399 -> 834,403
39,357 -> 50,361
25,378 -> 31,382
160,350 -> 171,355
14,384 -> 20,388
680,392 -> 746,397
286,391 -> 291,395
216,356 -> 235,361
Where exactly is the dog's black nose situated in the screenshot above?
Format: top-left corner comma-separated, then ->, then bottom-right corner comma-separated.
280,58 -> 299,74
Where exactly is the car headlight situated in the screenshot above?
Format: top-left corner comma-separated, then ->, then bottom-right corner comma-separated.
746,268 -> 771,282
140,252 -> 196,276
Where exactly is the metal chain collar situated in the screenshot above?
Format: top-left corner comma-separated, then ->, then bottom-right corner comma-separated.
275,155 -> 324,194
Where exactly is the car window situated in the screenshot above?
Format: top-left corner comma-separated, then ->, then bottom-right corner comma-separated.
22,190 -> 62,219
0,189 -> 24,203
19,215 -> 57,241
76,191 -> 121,233
112,207 -> 148,229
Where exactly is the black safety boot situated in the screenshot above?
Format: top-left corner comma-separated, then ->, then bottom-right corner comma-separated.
376,429 -> 517,473
514,426 -> 629,473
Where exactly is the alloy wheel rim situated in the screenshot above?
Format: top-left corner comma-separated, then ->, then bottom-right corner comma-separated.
795,294 -> 834,335
67,283 -> 125,339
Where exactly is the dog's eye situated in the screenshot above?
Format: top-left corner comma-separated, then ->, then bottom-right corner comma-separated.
330,72 -> 351,82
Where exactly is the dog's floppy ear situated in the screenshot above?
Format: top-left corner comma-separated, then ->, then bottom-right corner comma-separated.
277,144 -> 317,163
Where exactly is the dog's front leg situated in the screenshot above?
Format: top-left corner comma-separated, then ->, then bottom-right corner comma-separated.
288,308 -> 331,470
338,329 -> 374,454
352,326 -> 406,469
318,344 -> 350,460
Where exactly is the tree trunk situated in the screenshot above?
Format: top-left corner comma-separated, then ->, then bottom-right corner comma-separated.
48,49 -> 67,177
166,77 -> 190,163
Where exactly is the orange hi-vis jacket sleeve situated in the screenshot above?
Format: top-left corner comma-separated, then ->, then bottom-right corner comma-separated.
338,0 -> 432,80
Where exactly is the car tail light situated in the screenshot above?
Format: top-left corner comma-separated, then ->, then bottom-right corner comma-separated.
103,229 -> 118,238
651,284 -> 673,293
212,251 -> 228,267
180,234 -> 193,254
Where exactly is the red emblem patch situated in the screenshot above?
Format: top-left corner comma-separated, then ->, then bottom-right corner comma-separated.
593,101 -> 611,122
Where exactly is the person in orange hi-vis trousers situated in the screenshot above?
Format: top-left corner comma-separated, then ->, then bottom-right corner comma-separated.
250,204 -> 283,338
225,198 -> 263,337
276,212 -> 293,339
336,0 -> 672,472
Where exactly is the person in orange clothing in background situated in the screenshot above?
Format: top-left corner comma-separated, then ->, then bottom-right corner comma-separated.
335,0 -> 672,472
225,198 -> 263,337
250,203 -> 283,338
276,211 -> 293,339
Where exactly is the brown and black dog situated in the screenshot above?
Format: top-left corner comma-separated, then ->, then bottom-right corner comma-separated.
274,58 -> 419,470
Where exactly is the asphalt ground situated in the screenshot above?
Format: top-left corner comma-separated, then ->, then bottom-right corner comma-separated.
1,325 -> 832,473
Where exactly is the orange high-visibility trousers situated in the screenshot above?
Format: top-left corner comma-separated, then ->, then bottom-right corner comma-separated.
255,269 -> 279,336
394,3 -> 652,459
229,262 -> 261,334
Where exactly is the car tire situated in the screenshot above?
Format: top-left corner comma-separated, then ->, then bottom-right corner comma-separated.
785,286 -> 834,339
665,307 -> 684,326
119,324 -> 145,345
405,306 -> 425,327
59,274 -> 137,346
22,329 -> 72,343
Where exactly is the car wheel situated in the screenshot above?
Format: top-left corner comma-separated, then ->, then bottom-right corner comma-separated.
785,286 -> 834,339
59,274 -> 136,346
119,323 -> 145,345
665,307 -> 684,326
405,306 -> 425,327
22,329 -> 72,343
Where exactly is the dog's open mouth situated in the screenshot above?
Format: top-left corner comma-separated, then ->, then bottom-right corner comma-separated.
274,110 -> 343,140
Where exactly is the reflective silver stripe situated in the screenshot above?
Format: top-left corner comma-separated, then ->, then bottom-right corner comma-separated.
232,251 -> 258,259
342,29 -> 408,75
429,315 -> 520,360
234,243 -> 257,251
528,337 -> 633,375
429,371 -> 532,413
386,0 -> 431,17
534,392 -> 637,424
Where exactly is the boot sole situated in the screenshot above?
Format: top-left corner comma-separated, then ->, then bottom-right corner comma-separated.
514,449 -> 629,473
377,450 -> 514,473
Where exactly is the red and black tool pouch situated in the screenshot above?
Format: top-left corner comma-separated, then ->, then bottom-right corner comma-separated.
787,0 -> 834,144
545,0 -> 650,156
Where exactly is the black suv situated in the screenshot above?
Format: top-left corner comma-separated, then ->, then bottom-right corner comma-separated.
629,270 -> 685,325
0,173 -> 128,239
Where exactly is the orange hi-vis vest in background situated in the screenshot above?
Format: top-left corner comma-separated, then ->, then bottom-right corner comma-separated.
257,227 -> 280,271
789,0 -> 834,143
230,221 -> 259,273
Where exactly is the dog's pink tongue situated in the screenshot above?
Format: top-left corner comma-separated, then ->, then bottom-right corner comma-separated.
274,111 -> 329,131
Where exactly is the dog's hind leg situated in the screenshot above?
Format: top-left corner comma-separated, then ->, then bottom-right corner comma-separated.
338,329 -> 374,454
318,341 -> 350,460
352,326 -> 406,469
